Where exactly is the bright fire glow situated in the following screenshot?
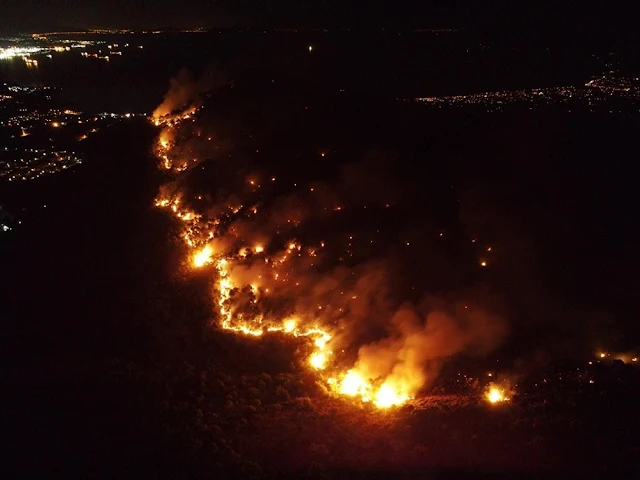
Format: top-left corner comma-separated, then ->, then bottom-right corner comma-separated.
485,385 -> 509,404
338,371 -> 371,399
309,352 -> 327,370
193,245 -> 213,267
374,383 -> 408,408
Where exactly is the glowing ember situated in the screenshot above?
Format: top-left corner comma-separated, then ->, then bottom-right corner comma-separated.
485,385 -> 509,404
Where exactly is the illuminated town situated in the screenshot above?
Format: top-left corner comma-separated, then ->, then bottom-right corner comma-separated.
0,148 -> 82,181
414,70 -> 640,114
0,82 -> 144,182
0,30 -> 146,66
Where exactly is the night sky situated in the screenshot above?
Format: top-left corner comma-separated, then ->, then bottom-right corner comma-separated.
0,1 -> 632,34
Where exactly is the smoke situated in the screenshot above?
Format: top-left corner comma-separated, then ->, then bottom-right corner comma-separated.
153,68 -> 227,120
350,297 -> 507,396
151,71 -> 510,404
458,185 -> 622,358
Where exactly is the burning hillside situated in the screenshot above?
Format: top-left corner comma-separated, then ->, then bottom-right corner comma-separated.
150,75 -> 508,409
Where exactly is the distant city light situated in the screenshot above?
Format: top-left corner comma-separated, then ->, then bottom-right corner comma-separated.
0,47 -> 43,60
2,82 -> 143,183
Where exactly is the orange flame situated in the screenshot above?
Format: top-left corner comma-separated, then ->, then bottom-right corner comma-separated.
193,245 -> 213,267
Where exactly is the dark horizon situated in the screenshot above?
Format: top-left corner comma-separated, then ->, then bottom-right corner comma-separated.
3,8 -> 640,479
0,1 -> 636,36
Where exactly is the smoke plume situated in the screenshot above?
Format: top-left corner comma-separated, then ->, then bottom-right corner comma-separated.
151,70 -> 509,406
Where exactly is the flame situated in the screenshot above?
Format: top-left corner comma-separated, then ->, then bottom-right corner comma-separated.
329,370 -> 412,408
374,383 -> 408,408
485,384 -> 510,404
338,371 -> 372,399
309,352 -> 327,370
193,245 -> 213,267
150,106 -> 200,171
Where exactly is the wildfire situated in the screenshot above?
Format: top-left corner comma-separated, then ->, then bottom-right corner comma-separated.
149,103 -> 422,411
